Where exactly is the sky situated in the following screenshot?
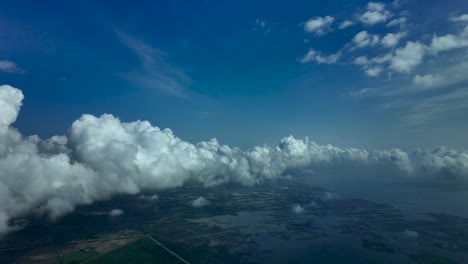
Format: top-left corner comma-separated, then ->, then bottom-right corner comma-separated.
1,0 -> 468,150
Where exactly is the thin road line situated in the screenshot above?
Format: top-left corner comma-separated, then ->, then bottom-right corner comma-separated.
145,234 -> 190,264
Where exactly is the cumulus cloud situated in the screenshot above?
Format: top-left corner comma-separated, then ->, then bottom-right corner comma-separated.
300,49 -> 340,64
352,31 -> 380,48
339,20 -> 355,29
0,60 -> 24,74
389,41 -> 426,73
304,16 -> 335,36
353,22 -> 468,77
1,85 -> 468,235
291,204 -> 304,214
450,14 -> 468,23
364,66 -> 383,77
359,2 -> 392,26
109,209 -> 124,217
354,55 -> 391,77
381,32 -> 406,48
351,31 -> 405,50
191,196 -> 210,208
412,74 -> 442,87
428,32 -> 468,54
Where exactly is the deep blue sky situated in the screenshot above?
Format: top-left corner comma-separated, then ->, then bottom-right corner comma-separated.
1,0 -> 468,149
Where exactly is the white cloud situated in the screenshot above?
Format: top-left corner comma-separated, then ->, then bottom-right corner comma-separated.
382,32 -> 406,48
109,209 -> 124,217
304,16 -> 335,36
351,31 -> 404,50
192,196 -> 210,208
0,61 -> 24,74
354,55 -> 391,77
389,41 -> 426,73
300,49 -> 340,64
354,56 -> 369,65
359,2 -> 392,25
365,66 -> 383,77
413,74 -> 442,87
429,33 -> 468,54
352,31 -> 380,48
387,17 -> 407,27
1,85 -> 468,236
339,20 -> 355,29
367,2 -> 386,11
450,14 -> 468,23
352,25 -> 468,77
291,204 -> 304,214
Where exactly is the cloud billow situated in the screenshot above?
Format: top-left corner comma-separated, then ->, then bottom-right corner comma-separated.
0,85 -> 467,235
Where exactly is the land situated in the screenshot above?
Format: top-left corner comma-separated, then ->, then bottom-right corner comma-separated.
1,179 -> 467,263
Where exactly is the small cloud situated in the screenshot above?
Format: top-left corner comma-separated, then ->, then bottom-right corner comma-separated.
450,14 -> 468,23
352,31 -> 380,48
291,204 -> 305,214
359,2 -> 392,26
428,33 -> 468,54
389,41 -> 426,73
300,49 -> 340,64
192,196 -> 210,208
354,54 -> 392,77
320,192 -> 339,201
365,66 -> 383,77
304,16 -> 335,36
0,60 -> 24,74
404,229 -> 418,238
109,209 -> 124,217
392,0 -> 403,8
387,17 -> 407,27
413,74 -> 442,87
339,20 -> 355,29
381,32 -> 406,48
139,194 -> 159,201
350,88 -> 373,98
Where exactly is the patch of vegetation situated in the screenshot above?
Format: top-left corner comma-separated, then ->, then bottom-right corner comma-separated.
88,238 -> 178,264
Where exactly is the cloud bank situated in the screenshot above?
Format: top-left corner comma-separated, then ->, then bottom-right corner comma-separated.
0,85 -> 468,235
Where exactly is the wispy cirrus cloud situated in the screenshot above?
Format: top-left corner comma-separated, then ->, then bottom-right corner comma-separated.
117,31 -> 191,98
